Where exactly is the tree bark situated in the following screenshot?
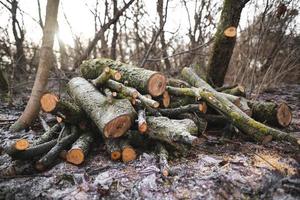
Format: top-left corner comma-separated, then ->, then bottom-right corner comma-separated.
146,116 -> 199,146
67,77 -> 136,138
206,0 -> 250,87
10,0 -> 60,132
80,58 -> 167,97
182,67 -> 299,146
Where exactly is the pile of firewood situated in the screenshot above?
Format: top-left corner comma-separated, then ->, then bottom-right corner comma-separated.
5,58 -> 298,175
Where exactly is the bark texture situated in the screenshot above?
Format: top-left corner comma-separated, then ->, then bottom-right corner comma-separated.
80,58 -> 167,96
67,77 -> 136,138
10,0 -> 60,131
206,0 -> 250,87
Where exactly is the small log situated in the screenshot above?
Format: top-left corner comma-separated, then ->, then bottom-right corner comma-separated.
158,104 -> 207,117
39,115 -> 50,131
5,139 -> 30,156
66,131 -> 94,165
249,101 -> 292,127
68,77 -> 136,138
181,67 -> 299,146
40,93 -> 85,124
138,94 -> 159,108
35,126 -> 80,171
156,142 -> 170,177
104,88 -> 114,103
137,109 -> 147,133
166,86 -> 201,100
80,58 -> 167,96
34,123 -> 61,145
91,67 -> 121,87
9,139 -> 57,160
105,139 -> 122,161
167,78 -> 191,88
106,79 -> 138,98
221,85 -> 246,97
146,116 -> 199,146
153,91 -> 170,108
120,139 -> 137,163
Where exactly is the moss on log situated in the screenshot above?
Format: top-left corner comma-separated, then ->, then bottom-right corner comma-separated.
91,67 -> 121,87
68,77 -> 136,138
221,85 -> 246,97
66,131 -> 95,165
181,67 -> 299,146
146,116 -> 199,146
249,101 -> 292,127
80,58 -> 167,96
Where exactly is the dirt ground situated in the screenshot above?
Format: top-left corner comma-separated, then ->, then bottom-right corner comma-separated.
0,84 -> 299,200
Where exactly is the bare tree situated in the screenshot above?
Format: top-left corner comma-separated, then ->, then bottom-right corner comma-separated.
10,0 -> 60,132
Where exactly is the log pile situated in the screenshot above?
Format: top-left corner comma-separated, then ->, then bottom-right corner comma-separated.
4,58 -> 298,175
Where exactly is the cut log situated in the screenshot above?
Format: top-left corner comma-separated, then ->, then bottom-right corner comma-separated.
137,109 -> 147,133
105,139 -> 122,161
106,79 -> 138,98
5,139 -> 30,156
120,139 -> 136,163
167,78 -> 191,88
177,113 -> 208,135
9,139 -> 57,160
153,91 -> 170,108
34,123 -> 61,145
106,79 -> 159,108
249,101 -> 292,127
40,93 -> 85,124
221,85 -> 246,97
35,126 -> 80,171
166,86 -> 201,100
156,142 -> 170,177
181,67 -> 299,146
146,116 -> 199,146
68,77 -> 136,138
91,67 -> 121,87
66,131 -> 94,165
104,88 -> 114,103
80,58 -> 167,96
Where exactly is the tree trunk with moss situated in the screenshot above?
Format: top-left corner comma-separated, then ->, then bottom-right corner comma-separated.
206,0 -> 250,87
182,67 -> 299,146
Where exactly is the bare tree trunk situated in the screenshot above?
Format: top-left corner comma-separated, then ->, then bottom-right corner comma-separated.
157,0 -> 171,71
206,0 -> 250,87
10,0 -> 60,132
110,0 -> 118,60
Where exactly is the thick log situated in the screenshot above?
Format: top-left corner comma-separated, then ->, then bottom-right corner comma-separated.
249,101 -> 292,127
80,58 -> 167,96
91,67 -> 121,87
181,67 -> 299,146
120,139 -> 137,163
68,77 -> 136,138
35,126 -> 80,171
66,131 -> 94,165
105,139 -> 122,161
156,142 -> 170,177
137,109 -> 147,133
40,93 -> 85,124
146,116 -> 199,146
34,123 -> 61,145
5,139 -> 30,156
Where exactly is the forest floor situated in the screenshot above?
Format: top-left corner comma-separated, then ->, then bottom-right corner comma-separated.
0,84 -> 299,200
